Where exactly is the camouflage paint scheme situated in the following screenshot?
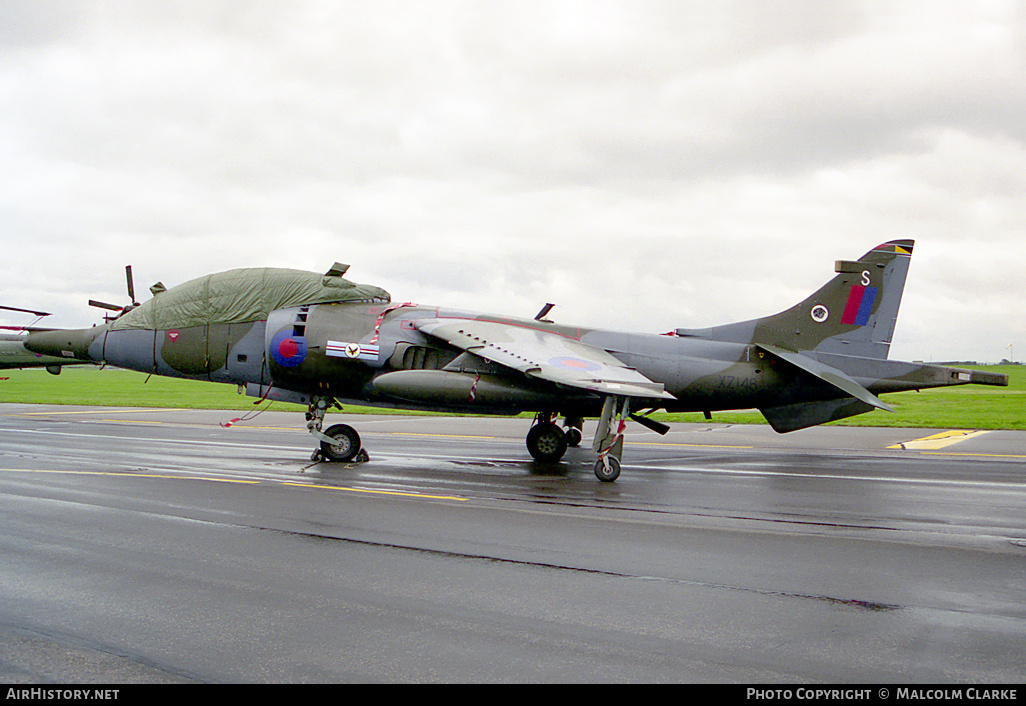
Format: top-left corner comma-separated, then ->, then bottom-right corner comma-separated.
0,333 -> 69,373
21,242 -> 1009,481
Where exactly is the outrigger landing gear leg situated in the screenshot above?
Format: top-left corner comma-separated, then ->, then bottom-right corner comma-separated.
592,396 -> 629,482
307,397 -> 367,463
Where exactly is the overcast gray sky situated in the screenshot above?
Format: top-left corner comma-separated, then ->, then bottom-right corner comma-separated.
2,1 -> 1023,363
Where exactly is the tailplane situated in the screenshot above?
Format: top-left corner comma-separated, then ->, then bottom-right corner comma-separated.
673,240 -> 1010,433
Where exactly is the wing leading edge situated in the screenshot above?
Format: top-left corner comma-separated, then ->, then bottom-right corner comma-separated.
414,318 -> 675,401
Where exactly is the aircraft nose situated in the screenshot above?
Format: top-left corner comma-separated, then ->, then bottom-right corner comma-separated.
25,327 -> 104,363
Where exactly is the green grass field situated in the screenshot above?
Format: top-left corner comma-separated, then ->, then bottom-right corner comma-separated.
1,364 -> 1022,430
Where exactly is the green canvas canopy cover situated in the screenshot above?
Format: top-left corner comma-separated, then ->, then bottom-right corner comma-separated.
110,267 -> 391,331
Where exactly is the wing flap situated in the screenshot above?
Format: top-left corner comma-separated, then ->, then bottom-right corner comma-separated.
415,318 -> 675,400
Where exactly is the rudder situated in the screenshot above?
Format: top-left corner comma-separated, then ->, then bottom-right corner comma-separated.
751,240 -> 914,359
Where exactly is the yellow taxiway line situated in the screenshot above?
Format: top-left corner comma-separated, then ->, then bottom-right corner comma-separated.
1,467 -> 466,501
888,430 -> 992,451
0,468 -> 259,484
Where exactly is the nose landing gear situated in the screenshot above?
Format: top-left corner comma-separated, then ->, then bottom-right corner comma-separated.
306,397 -> 368,463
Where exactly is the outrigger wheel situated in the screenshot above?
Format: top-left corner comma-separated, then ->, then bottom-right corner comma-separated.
592,395 -> 629,482
594,456 -> 621,482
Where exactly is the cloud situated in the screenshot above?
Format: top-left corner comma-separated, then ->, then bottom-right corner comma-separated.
1,1 -> 1023,364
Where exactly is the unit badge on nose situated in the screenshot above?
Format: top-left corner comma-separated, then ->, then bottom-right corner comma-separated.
327,340 -> 380,362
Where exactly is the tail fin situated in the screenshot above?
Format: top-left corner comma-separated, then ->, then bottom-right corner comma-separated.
769,239 -> 913,358
684,240 -> 914,360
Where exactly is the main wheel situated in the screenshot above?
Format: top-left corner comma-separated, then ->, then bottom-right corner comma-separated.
320,424 -> 362,462
526,422 -> 568,462
594,456 -> 621,482
564,417 -> 584,447
564,426 -> 583,448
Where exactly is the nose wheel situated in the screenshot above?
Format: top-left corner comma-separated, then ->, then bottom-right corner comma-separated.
306,397 -> 367,463
317,423 -> 364,463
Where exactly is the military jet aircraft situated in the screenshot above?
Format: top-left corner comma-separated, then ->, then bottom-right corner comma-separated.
0,307 -> 70,374
17,240 -> 1008,481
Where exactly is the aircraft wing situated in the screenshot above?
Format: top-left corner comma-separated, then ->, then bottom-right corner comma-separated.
414,318 -> 675,400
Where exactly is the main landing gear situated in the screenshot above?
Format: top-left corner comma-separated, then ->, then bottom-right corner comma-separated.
526,407 -> 627,482
306,396 -> 639,482
307,397 -> 368,463
525,413 -> 586,463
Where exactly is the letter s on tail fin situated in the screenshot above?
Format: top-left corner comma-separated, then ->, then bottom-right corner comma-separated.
753,240 -> 914,360
688,240 -> 914,360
